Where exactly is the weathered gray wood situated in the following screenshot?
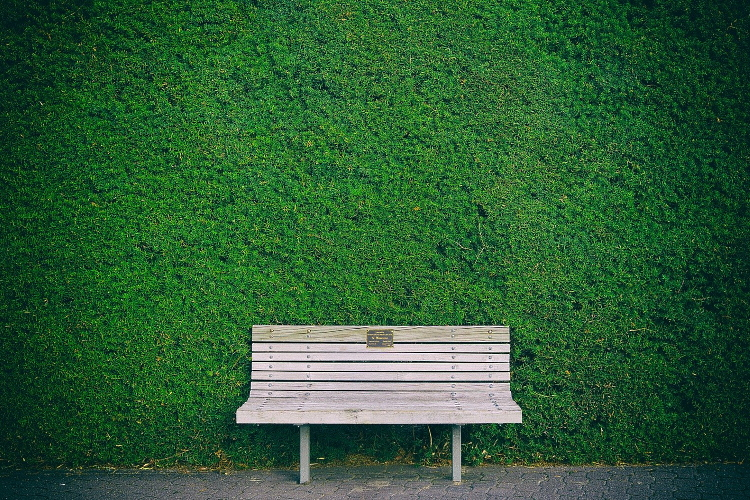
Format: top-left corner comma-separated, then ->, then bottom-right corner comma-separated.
236,406 -> 522,425
252,325 -> 509,342
247,382 -> 513,393
251,371 -> 511,382
243,389 -> 517,399
244,391 -> 518,403
245,400 -> 521,411
237,390 -> 523,425
253,343 -> 510,353
452,425 -> 462,483
247,403 -> 522,413
251,361 -> 510,372
245,391 -> 517,402
252,351 -> 510,363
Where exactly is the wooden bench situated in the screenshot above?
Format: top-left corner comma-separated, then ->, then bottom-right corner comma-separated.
236,325 -> 522,483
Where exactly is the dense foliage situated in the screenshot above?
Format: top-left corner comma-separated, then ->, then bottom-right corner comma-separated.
2,0 -> 748,468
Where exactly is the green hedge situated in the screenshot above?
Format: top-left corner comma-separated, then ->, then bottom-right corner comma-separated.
1,0 -> 748,468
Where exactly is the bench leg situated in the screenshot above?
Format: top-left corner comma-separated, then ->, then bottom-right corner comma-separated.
299,424 -> 311,484
452,424 -> 462,483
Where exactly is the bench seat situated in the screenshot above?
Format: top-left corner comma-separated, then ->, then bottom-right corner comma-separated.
238,390 -> 521,425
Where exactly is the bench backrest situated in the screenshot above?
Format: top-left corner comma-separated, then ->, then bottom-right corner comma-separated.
251,325 -> 512,396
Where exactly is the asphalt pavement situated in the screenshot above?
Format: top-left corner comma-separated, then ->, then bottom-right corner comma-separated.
1,463 -> 748,499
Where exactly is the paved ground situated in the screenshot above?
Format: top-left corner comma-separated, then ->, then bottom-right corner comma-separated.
1,463 -> 748,499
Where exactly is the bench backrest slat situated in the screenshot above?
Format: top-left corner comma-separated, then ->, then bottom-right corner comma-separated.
253,351 -> 509,363
253,343 -> 510,353
252,382 -> 512,395
251,371 -> 509,382
253,325 -> 509,342
253,361 -> 509,372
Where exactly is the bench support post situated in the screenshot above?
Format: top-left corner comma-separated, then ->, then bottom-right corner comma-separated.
299,424 -> 310,484
452,424 -> 462,483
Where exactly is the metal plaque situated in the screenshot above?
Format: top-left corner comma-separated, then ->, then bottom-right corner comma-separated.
367,329 -> 394,348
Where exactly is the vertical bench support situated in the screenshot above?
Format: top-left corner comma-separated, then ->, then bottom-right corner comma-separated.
452,424 -> 462,483
299,424 -> 310,484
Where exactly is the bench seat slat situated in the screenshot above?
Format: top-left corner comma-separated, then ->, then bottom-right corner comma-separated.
247,401 -> 517,412
250,388 -> 513,400
240,392 -> 522,405
246,392 -> 517,402
251,371 -> 510,382
253,325 -> 509,343
251,361 -> 510,372
237,411 -> 522,425
248,401 -> 521,410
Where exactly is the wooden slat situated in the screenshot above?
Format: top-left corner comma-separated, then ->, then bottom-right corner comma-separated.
251,371 -> 510,382
248,382 -> 513,393
252,343 -> 510,353
237,410 -> 523,425
249,405 -> 521,414
244,394 -> 519,410
246,395 -> 518,406
252,352 -> 510,363
249,401 -> 521,411
251,361 -> 510,372
242,392 -> 519,404
252,325 -> 510,342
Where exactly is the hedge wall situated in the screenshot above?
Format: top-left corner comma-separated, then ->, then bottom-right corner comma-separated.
1,0 -> 748,468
